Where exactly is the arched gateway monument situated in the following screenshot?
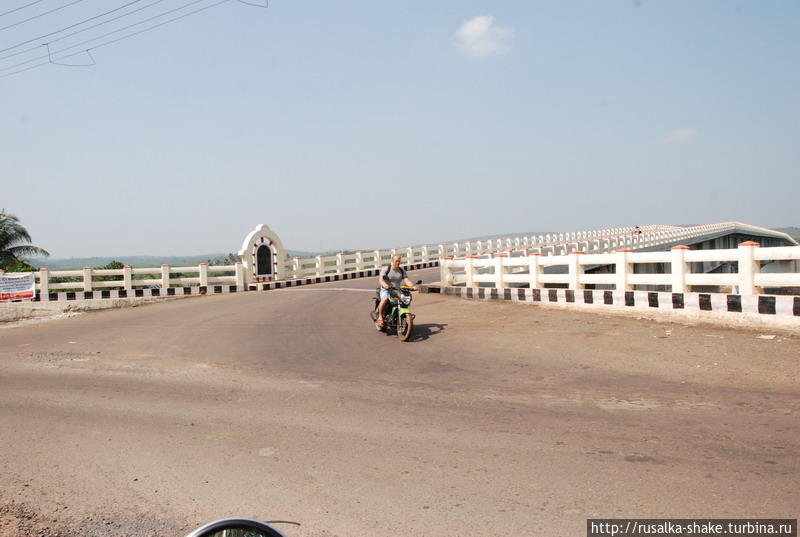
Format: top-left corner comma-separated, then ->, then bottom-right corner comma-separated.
238,224 -> 287,283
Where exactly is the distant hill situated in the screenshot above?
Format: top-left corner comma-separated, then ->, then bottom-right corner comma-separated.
775,227 -> 800,241
27,250 -> 319,270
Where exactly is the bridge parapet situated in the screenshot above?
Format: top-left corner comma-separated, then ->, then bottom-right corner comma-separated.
440,242 -> 800,296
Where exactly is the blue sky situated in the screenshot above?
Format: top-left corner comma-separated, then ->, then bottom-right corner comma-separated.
2,1 -> 798,257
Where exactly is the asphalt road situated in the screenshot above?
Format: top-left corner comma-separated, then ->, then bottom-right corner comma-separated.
1,268 -> 798,537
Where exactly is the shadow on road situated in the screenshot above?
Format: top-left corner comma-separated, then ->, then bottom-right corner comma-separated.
409,323 -> 447,342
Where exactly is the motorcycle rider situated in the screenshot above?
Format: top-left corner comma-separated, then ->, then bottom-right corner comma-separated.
375,254 -> 417,329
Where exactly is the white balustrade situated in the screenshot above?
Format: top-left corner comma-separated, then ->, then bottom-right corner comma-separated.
439,242 -> 800,295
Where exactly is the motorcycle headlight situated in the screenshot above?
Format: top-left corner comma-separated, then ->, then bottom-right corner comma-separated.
402,294 -> 412,305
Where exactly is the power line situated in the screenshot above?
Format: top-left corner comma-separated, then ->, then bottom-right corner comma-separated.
45,43 -> 95,66
0,0 -> 86,33
0,0 -> 147,54
0,1 -> 44,18
0,0 -> 232,79
0,0 -> 215,72
0,0 -> 168,62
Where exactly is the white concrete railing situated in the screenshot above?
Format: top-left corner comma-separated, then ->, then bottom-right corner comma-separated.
440,243 -> 800,295
34,263 -> 246,295
279,221 -> 794,279
446,222 -> 796,258
279,224 -> 696,280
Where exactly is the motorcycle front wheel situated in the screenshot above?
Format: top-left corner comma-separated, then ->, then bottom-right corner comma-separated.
398,313 -> 413,341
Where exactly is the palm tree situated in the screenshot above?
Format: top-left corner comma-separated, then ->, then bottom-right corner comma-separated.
0,210 -> 49,271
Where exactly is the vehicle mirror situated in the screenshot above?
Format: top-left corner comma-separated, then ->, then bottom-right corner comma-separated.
185,518 -> 287,537
416,279 -> 422,284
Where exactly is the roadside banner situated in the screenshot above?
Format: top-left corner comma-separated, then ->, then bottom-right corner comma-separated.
0,272 -> 36,301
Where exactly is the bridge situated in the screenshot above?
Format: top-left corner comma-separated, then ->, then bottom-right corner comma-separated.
0,222 -> 798,537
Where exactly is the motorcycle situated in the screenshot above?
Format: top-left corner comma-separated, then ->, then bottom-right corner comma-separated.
185,517 -> 287,537
369,282 -> 420,341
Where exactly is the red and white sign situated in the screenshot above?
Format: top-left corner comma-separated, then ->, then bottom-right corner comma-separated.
0,272 -> 35,301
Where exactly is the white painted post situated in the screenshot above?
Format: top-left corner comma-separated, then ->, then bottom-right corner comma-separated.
161,264 -> 170,290
355,251 -> 365,271
406,246 -> 415,264
440,257 -> 453,286
123,265 -> 133,290
438,244 -> 447,258
464,256 -> 475,287
292,257 -> 302,279
670,246 -> 688,293
737,241 -> 760,295
336,252 -> 344,274
568,251 -> 583,290
495,254 -> 506,289
373,249 -> 382,269
315,255 -> 324,277
235,262 -> 245,288
199,263 -> 209,287
615,249 -> 632,291
39,268 -> 49,297
528,253 -> 541,289
83,267 -> 93,292
420,246 -> 429,262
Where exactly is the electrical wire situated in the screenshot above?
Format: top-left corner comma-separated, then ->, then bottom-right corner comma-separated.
0,0 -> 232,79
0,0 -> 86,32
0,0 -> 168,62
0,0 -> 215,72
45,43 -> 95,66
0,1 -> 44,18
0,0 -> 147,54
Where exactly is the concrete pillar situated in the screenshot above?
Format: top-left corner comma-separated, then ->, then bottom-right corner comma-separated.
161,264 -> 170,290
373,250 -> 382,269
355,251 -> 365,271
235,262 -> 245,288
39,268 -> 49,297
199,263 -> 209,287
123,265 -> 133,290
568,251 -> 584,290
406,246 -> 415,264
315,255 -> 324,277
83,267 -> 93,292
737,241 -> 761,295
420,246 -> 429,262
465,256 -> 476,287
336,252 -> 344,274
495,254 -> 507,288
440,257 -> 453,285
670,246 -> 689,293
292,257 -> 302,279
615,249 -> 632,291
